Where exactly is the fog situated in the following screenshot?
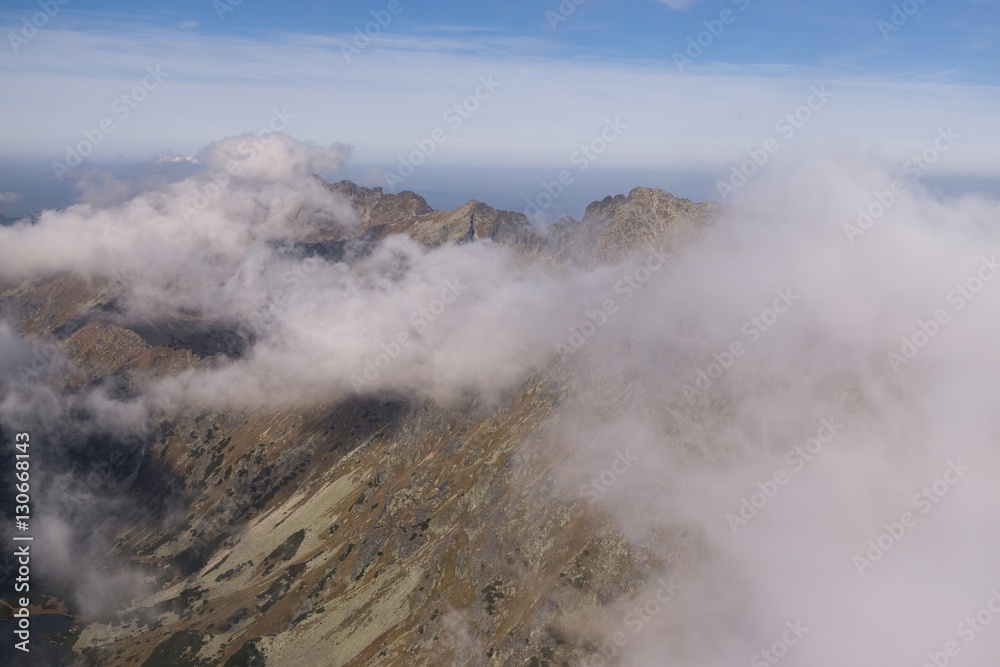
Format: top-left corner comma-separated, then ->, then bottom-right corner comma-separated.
551,154 -> 1000,666
2,134 -> 1000,665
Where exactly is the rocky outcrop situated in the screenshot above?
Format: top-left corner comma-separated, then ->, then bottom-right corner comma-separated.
325,181 -> 433,231
548,186 -> 720,266
325,180 -> 716,267
325,180 -> 544,253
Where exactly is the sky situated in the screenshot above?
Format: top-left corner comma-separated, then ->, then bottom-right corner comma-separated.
1,0 -> 999,215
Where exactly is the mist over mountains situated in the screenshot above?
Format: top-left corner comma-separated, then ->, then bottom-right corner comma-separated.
1,132 -> 1000,666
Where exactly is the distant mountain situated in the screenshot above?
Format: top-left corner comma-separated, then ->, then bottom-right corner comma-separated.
326,179 -> 717,264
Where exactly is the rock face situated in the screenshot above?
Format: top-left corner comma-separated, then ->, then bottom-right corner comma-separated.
0,182 -> 717,666
325,181 -> 543,252
325,179 -> 717,265
547,186 -> 720,266
325,181 -> 434,231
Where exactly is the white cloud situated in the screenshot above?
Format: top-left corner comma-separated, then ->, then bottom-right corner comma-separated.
0,132 -> 574,405
199,133 -> 351,183
0,192 -> 21,206
3,27 -> 999,176
544,151 -> 1000,666
0,134 -> 355,291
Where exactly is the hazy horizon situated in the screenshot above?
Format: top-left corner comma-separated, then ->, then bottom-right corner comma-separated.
4,157 -> 1000,224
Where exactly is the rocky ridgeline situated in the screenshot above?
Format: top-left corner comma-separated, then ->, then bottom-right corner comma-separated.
326,179 -> 717,264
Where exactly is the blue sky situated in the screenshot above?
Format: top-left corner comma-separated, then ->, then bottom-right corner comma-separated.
10,0 -> 994,78
1,0 -> 998,214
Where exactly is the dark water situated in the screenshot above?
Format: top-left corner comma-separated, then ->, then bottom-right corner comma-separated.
0,614 -> 75,667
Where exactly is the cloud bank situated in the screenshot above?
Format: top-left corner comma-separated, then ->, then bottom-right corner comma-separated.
548,154 -> 1000,665
2,134 -> 1000,667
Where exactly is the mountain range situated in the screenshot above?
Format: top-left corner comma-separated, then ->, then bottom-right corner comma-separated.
0,180 -> 716,667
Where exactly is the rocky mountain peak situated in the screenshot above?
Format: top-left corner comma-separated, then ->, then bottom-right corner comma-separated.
322,180 -> 716,265
543,186 -> 718,266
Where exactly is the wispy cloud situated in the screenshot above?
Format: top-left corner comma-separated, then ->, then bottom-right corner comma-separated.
2,23 -> 999,176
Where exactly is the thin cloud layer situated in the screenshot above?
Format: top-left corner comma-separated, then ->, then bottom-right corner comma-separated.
4,24 -> 1000,175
